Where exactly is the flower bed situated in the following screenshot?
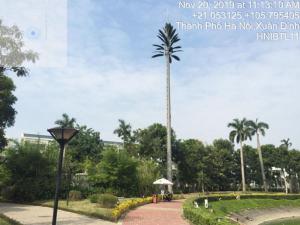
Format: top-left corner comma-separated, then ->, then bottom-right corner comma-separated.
112,197 -> 152,220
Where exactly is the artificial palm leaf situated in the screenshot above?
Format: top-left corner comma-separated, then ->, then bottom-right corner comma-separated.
152,23 -> 182,63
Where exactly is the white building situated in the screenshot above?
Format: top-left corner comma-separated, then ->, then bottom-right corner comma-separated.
21,133 -> 53,145
20,132 -> 123,148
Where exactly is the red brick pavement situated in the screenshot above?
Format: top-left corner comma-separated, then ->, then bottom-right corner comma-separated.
122,200 -> 189,225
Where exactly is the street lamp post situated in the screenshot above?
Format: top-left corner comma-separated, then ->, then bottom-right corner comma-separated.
47,127 -> 78,225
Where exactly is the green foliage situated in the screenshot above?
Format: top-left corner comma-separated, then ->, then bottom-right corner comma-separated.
205,140 -> 237,191
97,194 -> 118,208
290,176 -> 299,193
0,164 -> 10,189
176,139 -> 207,191
87,147 -> 138,196
135,123 -> 177,170
0,214 -> 22,225
281,138 -> 292,150
184,193 -> 300,225
136,160 -> 160,196
88,194 -> 99,203
68,125 -> 103,164
0,20 -> 38,69
1,142 -> 57,202
55,113 -> 76,128
0,20 -> 38,150
68,190 -> 82,201
114,119 -> 137,155
228,118 -> 252,144
0,75 -> 17,149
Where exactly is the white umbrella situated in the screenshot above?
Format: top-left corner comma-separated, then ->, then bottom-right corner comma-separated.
153,178 -> 173,185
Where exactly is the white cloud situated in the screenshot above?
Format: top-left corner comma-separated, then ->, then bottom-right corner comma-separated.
5,1 -> 300,150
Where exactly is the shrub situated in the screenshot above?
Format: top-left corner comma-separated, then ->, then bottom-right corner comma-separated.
97,194 -> 118,208
88,194 -> 99,203
112,197 -> 152,220
1,142 -> 57,202
68,190 -> 82,201
1,186 -> 15,201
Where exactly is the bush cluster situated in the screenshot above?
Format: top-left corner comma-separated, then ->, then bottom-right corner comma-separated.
88,194 -> 99,203
88,193 -> 118,208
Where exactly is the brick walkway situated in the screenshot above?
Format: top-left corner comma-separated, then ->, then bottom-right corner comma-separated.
122,200 -> 189,225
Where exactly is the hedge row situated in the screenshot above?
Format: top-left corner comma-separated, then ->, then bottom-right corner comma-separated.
195,193 -> 300,204
183,193 -> 300,225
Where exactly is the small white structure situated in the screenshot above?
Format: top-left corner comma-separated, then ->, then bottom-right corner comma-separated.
272,167 -> 289,194
204,199 -> 209,209
194,201 -> 199,208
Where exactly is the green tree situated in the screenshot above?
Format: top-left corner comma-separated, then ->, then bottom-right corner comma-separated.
152,23 -> 182,192
247,119 -> 269,192
1,142 -> 57,202
228,118 -> 252,192
176,139 -> 206,192
135,123 -> 177,173
68,125 -> 103,166
0,20 -> 38,149
262,144 -> 289,190
87,147 -> 138,196
0,75 -> 17,149
136,159 -> 160,196
55,113 -> 76,128
243,145 -> 261,188
207,139 -> 236,191
114,119 -> 136,155
281,138 -> 292,150
0,20 -> 38,75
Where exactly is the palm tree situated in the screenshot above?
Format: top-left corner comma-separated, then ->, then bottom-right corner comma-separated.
152,23 -> 182,192
247,119 -> 269,192
228,118 -> 252,192
281,138 -> 292,150
55,113 -> 76,128
114,119 -> 132,144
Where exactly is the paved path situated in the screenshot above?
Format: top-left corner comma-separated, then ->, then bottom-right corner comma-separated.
0,203 -> 115,225
122,200 -> 189,225
229,207 -> 300,225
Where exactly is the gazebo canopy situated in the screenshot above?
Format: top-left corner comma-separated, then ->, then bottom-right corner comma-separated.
153,178 -> 173,185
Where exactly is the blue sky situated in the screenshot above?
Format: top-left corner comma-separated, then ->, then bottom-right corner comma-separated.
3,0 -> 300,148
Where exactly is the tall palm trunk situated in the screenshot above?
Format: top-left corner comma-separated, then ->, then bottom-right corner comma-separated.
165,53 -> 172,193
240,141 -> 246,192
257,133 -> 268,192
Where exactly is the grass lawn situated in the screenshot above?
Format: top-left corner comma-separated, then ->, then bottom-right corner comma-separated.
0,215 -> 20,225
261,218 -> 300,225
190,198 -> 300,225
0,218 -> 11,225
35,199 -> 113,221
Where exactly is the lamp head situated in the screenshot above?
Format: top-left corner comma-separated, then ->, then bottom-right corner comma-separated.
47,127 -> 78,145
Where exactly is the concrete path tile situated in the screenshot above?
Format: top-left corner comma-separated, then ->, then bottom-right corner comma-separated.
0,203 -> 115,225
